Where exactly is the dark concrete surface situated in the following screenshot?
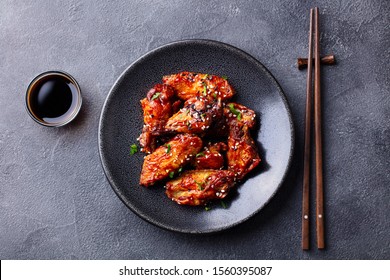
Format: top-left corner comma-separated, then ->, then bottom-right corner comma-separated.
0,0 -> 389,259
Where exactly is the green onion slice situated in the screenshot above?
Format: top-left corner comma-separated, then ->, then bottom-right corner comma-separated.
130,144 -> 138,155
228,103 -> 242,120
151,92 -> 161,101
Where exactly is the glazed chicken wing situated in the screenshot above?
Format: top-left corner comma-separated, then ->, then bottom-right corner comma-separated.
163,72 -> 234,100
205,102 -> 256,138
224,102 -> 256,129
139,84 -> 177,153
140,134 -> 202,187
225,103 -> 260,179
227,125 -> 260,179
165,96 -> 223,134
165,170 -> 235,206
194,142 -> 227,170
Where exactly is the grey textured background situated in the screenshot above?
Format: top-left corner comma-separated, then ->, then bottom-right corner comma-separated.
0,0 -> 389,259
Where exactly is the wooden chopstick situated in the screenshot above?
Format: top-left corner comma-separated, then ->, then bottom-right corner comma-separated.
302,8 -> 314,250
314,7 -> 325,249
302,7 -> 326,250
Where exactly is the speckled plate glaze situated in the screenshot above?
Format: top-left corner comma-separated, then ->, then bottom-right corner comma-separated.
99,40 -> 294,234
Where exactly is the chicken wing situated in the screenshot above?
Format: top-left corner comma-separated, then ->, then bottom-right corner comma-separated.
165,96 -> 223,135
140,134 -> 203,187
227,125 -> 260,179
224,102 -> 256,129
204,102 -> 256,138
225,103 -> 260,179
194,142 -> 227,170
163,72 -> 234,100
138,84 -> 176,153
165,169 -> 235,206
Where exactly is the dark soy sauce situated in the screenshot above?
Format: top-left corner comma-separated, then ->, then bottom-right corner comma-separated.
27,73 -> 79,125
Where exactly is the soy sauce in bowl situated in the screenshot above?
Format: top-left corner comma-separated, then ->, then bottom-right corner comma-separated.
26,71 -> 82,127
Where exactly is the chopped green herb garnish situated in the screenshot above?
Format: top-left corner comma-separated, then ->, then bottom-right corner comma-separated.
178,167 -> 183,173
204,74 -> 208,79
196,152 -> 205,157
195,181 -> 204,190
228,103 -> 239,114
130,144 -> 138,155
222,75 -> 228,80
205,206 -> 211,211
220,200 -> 227,209
228,103 -> 242,120
166,144 -> 171,154
151,92 -> 161,101
213,93 -> 217,99
203,85 -> 207,96
169,171 -> 175,178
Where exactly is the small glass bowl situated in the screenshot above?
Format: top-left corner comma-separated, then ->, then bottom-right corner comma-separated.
25,71 -> 82,127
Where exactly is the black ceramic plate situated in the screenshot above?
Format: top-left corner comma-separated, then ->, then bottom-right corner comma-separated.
99,40 -> 294,234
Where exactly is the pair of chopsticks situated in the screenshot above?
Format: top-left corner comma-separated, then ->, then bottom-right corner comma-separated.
302,7 -> 325,250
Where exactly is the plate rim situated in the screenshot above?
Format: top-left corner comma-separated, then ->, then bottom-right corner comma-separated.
98,39 -> 295,234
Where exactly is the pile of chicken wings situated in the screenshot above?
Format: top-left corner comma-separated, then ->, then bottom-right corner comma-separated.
137,72 -> 261,206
